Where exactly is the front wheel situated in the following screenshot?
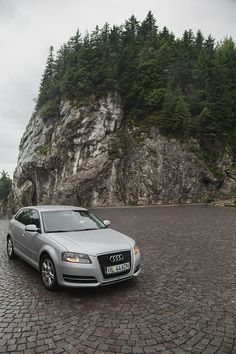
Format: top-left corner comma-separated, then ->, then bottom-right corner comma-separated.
7,236 -> 16,259
40,256 -> 58,291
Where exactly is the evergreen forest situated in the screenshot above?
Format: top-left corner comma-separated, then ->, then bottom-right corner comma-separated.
36,12 -> 236,173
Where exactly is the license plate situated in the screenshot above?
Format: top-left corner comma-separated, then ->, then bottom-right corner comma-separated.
105,262 -> 130,275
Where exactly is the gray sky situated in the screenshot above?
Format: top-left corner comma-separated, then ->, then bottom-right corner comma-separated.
0,0 -> 235,177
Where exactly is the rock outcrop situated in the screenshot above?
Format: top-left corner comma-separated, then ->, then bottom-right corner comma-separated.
11,95 -> 236,210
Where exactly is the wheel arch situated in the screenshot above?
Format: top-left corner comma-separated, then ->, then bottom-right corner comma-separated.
39,249 -> 59,291
39,250 -> 50,264
38,246 -> 60,268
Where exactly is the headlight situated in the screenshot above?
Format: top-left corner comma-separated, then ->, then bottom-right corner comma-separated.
133,244 -> 140,255
62,252 -> 92,264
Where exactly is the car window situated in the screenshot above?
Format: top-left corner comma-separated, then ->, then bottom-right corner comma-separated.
14,210 -> 24,223
15,209 -> 40,228
41,210 -> 106,233
29,210 -> 40,229
15,209 -> 31,225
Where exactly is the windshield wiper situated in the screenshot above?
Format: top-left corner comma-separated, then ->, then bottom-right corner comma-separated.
46,230 -> 72,233
80,228 -> 99,231
46,228 -> 100,233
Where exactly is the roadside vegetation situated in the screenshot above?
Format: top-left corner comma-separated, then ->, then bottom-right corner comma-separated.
0,171 -> 12,203
35,12 -> 236,171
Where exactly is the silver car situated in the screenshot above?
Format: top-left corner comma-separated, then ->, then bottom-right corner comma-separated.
7,205 -> 141,290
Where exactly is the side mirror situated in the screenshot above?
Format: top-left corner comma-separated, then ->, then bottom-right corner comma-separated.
25,224 -> 39,233
103,220 -> 111,227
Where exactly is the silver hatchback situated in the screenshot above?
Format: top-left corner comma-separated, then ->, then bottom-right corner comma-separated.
7,205 -> 141,290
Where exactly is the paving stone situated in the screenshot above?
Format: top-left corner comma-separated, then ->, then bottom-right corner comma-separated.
0,206 -> 236,353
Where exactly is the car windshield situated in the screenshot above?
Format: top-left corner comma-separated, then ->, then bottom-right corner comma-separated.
41,210 -> 106,233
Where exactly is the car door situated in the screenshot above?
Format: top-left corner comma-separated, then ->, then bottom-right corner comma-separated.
23,209 -> 42,264
12,208 -> 32,255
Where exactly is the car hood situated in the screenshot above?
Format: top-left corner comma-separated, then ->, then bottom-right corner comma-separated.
46,228 -> 134,255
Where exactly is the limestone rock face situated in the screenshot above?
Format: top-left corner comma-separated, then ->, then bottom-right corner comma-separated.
11,95 -> 236,210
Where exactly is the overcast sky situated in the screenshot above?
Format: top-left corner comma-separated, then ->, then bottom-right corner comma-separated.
0,0 -> 235,177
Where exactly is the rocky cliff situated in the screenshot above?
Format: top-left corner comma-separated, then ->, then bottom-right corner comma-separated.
11,95 -> 236,210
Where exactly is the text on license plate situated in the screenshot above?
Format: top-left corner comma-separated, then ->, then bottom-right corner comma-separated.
105,262 -> 130,274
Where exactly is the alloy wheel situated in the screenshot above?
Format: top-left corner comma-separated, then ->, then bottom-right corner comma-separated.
41,259 -> 55,287
7,238 -> 13,256
7,237 -> 15,259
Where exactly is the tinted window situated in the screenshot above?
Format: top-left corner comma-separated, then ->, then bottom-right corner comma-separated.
29,210 -> 40,228
14,210 -> 24,223
15,209 -> 40,228
15,209 -> 31,225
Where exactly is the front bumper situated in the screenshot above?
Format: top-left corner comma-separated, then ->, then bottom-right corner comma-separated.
55,250 -> 141,287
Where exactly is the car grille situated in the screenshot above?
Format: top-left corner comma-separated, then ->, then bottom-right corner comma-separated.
63,274 -> 97,283
97,250 -> 131,279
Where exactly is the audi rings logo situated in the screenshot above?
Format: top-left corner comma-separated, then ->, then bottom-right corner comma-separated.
110,254 -> 124,263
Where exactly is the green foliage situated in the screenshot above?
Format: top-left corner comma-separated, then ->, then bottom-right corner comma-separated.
35,12 -> 236,169
37,46 -> 59,110
173,96 -> 191,138
108,129 -> 129,160
37,99 -> 60,121
35,143 -> 50,155
158,90 -> 176,133
189,143 -> 224,179
0,171 -> 12,202
228,190 -> 236,199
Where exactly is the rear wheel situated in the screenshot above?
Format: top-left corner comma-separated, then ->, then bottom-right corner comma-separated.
40,255 -> 58,291
7,236 -> 15,259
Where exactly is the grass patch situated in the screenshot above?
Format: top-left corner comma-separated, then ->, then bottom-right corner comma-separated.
35,143 -> 50,155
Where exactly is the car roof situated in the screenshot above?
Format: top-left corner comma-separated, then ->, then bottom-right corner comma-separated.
19,205 -> 88,212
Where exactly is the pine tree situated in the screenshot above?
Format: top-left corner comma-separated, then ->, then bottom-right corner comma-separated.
123,15 -> 140,41
37,46 -> 56,109
33,14 -> 236,164
173,96 -> 192,137
156,42 -> 174,86
139,11 -> 158,39
158,90 -> 176,133
216,37 -> 236,134
175,30 -> 195,90
198,107 -> 220,160
0,171 -> 12,202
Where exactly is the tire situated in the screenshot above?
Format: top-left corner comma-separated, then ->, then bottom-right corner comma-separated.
40,255 -> 58,291
7,236 -> 16,259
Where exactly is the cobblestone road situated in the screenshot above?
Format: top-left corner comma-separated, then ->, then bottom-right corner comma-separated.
0,205 -> 236,354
